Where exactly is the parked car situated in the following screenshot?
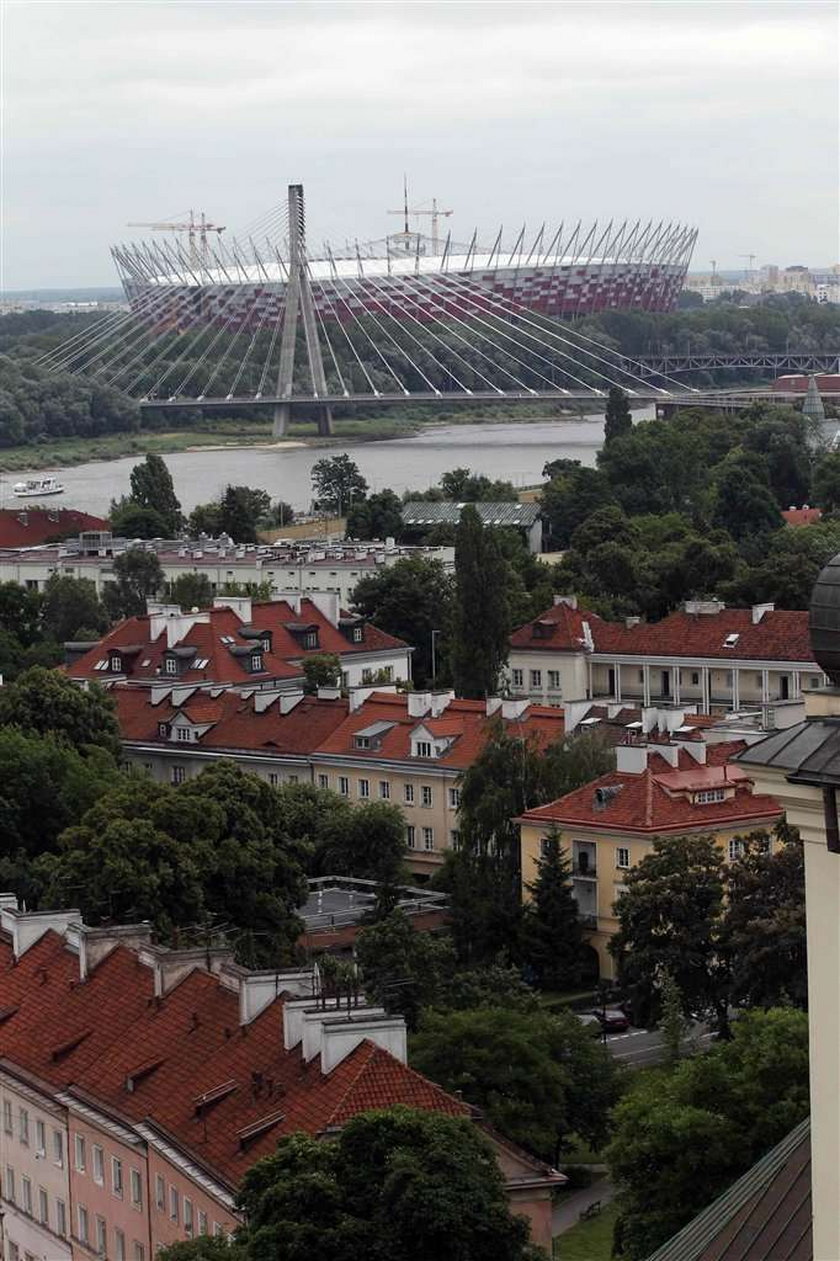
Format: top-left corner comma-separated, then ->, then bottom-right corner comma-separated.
590,1008 -> 629,1033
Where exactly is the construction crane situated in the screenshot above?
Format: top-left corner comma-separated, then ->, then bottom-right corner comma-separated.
739,253 -> 757,282
709,259 -> 718,284
127,210 -> 225,269
388,178 -> 453,256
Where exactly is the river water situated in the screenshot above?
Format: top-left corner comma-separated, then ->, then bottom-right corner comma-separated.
5,410 -> 655,517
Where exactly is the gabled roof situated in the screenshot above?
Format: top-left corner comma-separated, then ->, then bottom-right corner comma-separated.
402,501 -> 540,528
510,602 -> 816,664
646,1118 -> 811,1261
0,507 -> 108,548
67,598 -> 408,687
519,742 -> 781,834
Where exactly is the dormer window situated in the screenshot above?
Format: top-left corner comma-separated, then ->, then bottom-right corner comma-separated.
109,654 -> 122,673
164,657 -> 178,676
355,735 -> 370,750
695,788 -> 726,804
532,620 -> 555,640
176,726 -> 193,743
303,631 -> 318,650
250,652 -> 264,672
352,626 -> 363,643
261,637 -> 271,653
722,633 -> 740,649
415,741 -> 432,758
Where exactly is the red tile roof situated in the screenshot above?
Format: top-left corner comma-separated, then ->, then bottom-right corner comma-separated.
782,507 -> 823,527
0,931 -> 466,1187
314,694 -> 567,771
67,598 -> 408,687
519,741 -> 782,834
511,603 -> 815,663
0,507 -> 108,548
115,685 -> 350,755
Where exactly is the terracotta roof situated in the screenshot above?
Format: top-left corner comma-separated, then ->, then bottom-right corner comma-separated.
0,932 -> 467,1186
115,685 -> 350,755
0,507 -> 108,548
519,741 -> 781,834
510,603 -> 815,663
782,507 -> 823,527
67,598 -> 408,687
647,1118 -> 811,1261
314,694 -> 567,771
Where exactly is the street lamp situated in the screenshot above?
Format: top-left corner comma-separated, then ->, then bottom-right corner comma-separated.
430,629 -> 442,687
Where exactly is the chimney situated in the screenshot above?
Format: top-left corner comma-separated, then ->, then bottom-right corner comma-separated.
279,689 -> 305,714
72,922 -> 154,981
407,692 -> 432,718
655,744 -> 680,767
307,592 -> 340,627
3,907 -> 81,960
138,945 -> 234,997
501,698 -> 529,721
429,690 -> 454,717
565,701 -> 594,733
751,602 -> 775,624
679,741 -> 707,764
212,595 -> 252,622
301,1004 -> 387,1062
553,594 -> 578,609
253,689 -> 283,714
616,745 -> 648,774
486,697 -> 503,717
321,1014 -> 407,1072
236,968 -> 315,1026
683,599 -> 725,617
317,686 -> 342,701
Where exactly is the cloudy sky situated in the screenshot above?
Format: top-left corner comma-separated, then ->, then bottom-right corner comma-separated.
2,0 -> 837,289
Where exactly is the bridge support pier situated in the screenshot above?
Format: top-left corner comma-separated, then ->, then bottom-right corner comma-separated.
273,403 -> 290,437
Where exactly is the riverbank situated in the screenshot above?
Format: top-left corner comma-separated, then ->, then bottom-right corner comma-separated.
0,406 -> 588,474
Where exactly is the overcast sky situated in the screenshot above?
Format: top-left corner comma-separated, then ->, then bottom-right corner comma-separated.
2,0 -> 837,289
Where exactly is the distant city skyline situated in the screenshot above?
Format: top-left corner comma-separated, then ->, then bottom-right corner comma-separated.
2,1 -> 837,289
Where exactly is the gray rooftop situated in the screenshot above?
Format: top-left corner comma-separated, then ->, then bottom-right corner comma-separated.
300,876 -> 448,933
401,501 -> 541,528
736,715 -> 840,786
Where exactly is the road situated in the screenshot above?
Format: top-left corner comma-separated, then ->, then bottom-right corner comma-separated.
602,1021 -> 714,1067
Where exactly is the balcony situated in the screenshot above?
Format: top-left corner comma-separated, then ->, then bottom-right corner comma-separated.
573,858 -> 597,879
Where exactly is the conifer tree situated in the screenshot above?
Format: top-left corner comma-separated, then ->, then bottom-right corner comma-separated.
524,826 -> 584,990
129,454 -> 183,535
450,504 -> 509,698
603,386 -> 633,444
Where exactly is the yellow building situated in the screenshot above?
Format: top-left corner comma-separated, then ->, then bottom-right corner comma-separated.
518,738 -> 782,977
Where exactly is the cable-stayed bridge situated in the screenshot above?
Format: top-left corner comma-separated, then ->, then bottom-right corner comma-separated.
37,185 -> 831,436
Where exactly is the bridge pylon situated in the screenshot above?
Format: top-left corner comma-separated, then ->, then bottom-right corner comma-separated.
273,184 -> 333,437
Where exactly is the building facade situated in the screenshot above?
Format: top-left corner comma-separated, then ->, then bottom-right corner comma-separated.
518,738 -> 782,976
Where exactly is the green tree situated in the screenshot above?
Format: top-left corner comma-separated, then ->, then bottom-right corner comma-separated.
812,450 -> 840,510
351,556 -> 454,688
232,1108 -> 537,1261
608,835 -> 728,1032
346,489 -> 404,540
158,1240 -> 241,1261
129,453 -> 184,535
218,485 -> 271,544
0,665 -> 121,757
608,1008 -> 810,1259
659,969 -> 688,1067
104,549 -> 165,619
722,827 -> 807,1011
41,574 -> 108,643
356,910 -> 456,1030
711,456 -> 784,542
412,1006 -> 618,1160
523,828 -> 585,990
540,465 -> 616,547
451,505 -> 509,699
0,581 -> 43,645
109,499 -> 171,540
301,652 -> 342,693
166,572 -> 214,611
187,500 -> 225,537
604,386 -> 633,444
311,454 -> 368,515
314,800 -> 407,886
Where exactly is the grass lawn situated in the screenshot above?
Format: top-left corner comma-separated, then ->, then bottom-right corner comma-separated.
554,1202 -> 619,1261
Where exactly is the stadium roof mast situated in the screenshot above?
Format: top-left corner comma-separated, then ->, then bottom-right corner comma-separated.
126,211 -> 225,271
388,177 -> 453,257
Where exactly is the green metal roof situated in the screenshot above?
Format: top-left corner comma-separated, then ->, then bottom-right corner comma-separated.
401,501 -> 541,528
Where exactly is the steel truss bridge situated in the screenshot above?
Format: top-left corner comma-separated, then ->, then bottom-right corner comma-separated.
37,185 -> 837,436
628,351 -> 840,378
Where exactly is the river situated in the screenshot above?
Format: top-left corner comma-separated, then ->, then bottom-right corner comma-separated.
4,411 -> 655,517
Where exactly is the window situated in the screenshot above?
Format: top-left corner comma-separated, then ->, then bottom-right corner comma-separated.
176,726 -> 192,742
358,778 -> 370,799
134,1244 -> 145,1261
5,1165 -> 15,1203
406,826 -> 416,849
379,781 -> 390,800
696,788 -> 725,804
75,1134 -> 86,1171
184,1198 -> 194,1237
421,786 -> 433,808
530,669 -> 542,688
21,1176 -> 31,1214
157,722 -> 169,738
56,1199 -> 67,1237
757,834 -> 772,854
448,787 -> 461,809
198,1211 -> 208,1236
318,774 -> 329,790
112,1157 -> 124,1198
155,1175 -> 165,1211
338,776 -> 349,796
415,740 -> 432,758
512,668 -> 523,688
250,652 -> 264,672
110,654 -> 122,673
53,1128 -> 64,1167
164,657 -> 178,676
38,1186 -> 48,1225
2,1100 -> 11,1135
92,1144 -> 104,1185
171,766 -> 187,785
728,838 -> 744,862
423,827 -> 435,851
548,670 -> 561,690
96,1214 -> 107,1256
18,1108 -> 28,1146
616,847 -> 630,870
35,1120 -> 45,1155
169,1186 -> 179,1223
403,783 -> 414,805
115,1229 -> 126,1261
450,829 -> 461,846
810,676 -> 822,689
352,626 -> 363,643
304,631 -> 318,650
213,1223 -> 223,1238
130,1168 -> 142,1208
77,1205 -> 89,1244
268,772 -> 279,787
691,671 -> 700,686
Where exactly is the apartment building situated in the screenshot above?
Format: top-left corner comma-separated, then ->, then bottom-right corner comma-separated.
508,597 -> 824,720
114,686 -> 568,879
518,738 -> 782,977
65,594 -> 411,693
0,901 -> 561,1259
0,533 -> 454,607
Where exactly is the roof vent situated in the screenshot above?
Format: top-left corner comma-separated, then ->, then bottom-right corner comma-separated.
593,784 -> 623,811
